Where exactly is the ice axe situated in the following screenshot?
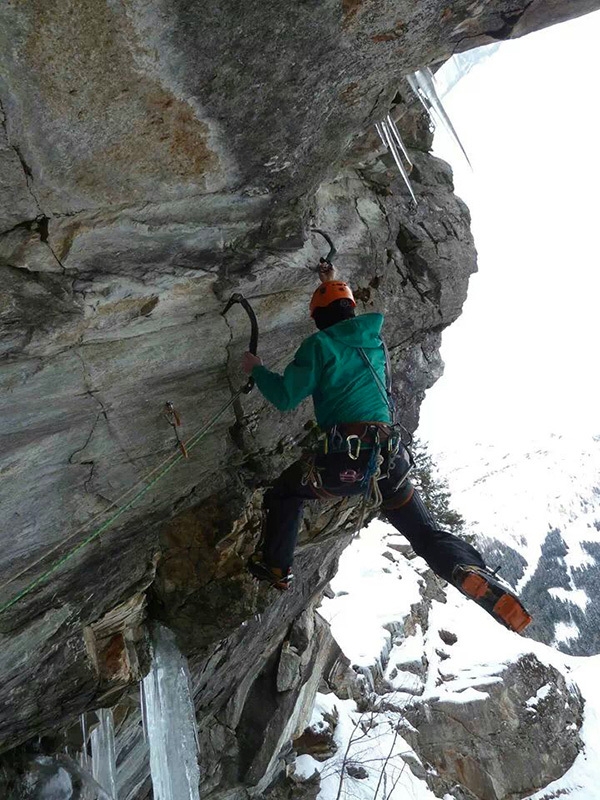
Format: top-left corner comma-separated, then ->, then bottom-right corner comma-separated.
221,293 -> 259,394
311,229 -> 337,280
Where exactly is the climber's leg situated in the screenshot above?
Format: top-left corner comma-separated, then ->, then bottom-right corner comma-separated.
382,484 -> 486,581
379,450 -> 531,632
249,451 -> 369,589
261,459 -> 317,573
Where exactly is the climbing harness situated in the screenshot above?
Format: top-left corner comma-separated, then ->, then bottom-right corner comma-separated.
163,401 -> 189,459
221,293 -> 259,394
356,344 -> 415,487
0,388 -> 246,616
339,469 -> 364,483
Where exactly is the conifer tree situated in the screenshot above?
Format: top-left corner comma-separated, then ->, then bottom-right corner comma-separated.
410,438 -> 465,534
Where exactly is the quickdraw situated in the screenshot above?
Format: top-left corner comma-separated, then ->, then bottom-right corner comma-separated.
163,401 -> 188,459
221,293 -> 259,394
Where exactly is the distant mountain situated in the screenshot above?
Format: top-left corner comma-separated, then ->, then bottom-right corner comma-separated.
433,432 -> 600,655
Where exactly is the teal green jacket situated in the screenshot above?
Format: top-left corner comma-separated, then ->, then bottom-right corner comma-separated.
252,313 -> 392,429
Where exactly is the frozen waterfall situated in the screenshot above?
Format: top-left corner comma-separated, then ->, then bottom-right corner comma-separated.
142,625 -> 201,800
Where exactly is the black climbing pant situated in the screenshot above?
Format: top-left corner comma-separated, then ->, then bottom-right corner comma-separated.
261,443 -> 486,582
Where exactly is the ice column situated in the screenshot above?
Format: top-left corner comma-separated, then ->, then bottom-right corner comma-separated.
142,625 -> 201,800
91,708 -> 118,799
407,67 -> 472,168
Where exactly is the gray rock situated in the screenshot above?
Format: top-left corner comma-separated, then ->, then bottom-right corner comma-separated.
438,629 -> 458,646
294,706 -> 339,763
346,764 -> 369,779
277,644 -> 303,693
404,653 -> 584,800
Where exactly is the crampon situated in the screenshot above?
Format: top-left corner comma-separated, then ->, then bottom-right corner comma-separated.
247,557 -> 293,592
453,565 -> 532,633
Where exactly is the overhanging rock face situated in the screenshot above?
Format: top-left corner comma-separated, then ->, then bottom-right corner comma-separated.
0,1 -> 599,797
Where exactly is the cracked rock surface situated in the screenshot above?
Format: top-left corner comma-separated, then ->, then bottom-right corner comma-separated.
404,653 -> 584,800
0,1 -> 599,798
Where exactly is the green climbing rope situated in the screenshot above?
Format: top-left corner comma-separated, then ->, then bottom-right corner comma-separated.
0,390 -> 243,616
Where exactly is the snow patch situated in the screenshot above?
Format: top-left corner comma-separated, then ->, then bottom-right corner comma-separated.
548,587 -> 590,610
553,621 -> 580,646
526,683 -> 552,708
319,520 -> 423,668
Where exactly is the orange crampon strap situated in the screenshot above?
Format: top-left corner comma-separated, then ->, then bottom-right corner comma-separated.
460,572 -> 489,600
493,595 -> 533,634
456,567 -> 532,633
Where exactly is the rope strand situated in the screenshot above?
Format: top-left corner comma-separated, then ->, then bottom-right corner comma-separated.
0,390 -> 243,615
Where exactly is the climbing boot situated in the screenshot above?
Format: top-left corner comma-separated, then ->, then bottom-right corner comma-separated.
452,565 -> 532,633
247,556 -> 293,592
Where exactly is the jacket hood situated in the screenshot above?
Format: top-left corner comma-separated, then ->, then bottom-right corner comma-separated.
321,313 -> 384,349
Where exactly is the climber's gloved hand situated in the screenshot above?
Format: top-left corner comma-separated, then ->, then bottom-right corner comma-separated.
318,260 -> 336,282
242,352 -> 263,374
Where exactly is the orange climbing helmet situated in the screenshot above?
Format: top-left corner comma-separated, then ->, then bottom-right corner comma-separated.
309,282 -> 356,317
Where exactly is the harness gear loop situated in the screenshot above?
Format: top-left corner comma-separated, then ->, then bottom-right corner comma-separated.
301,457 -> 322,489
221,293 -> 259,394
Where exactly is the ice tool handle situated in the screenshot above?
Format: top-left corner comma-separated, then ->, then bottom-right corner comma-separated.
221,292 -> 259,394
312,228 -> 337,267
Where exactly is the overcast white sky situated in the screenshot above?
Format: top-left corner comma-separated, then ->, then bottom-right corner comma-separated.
419,10 -> 600,453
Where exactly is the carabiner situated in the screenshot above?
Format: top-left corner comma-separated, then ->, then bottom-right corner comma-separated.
162,401 -> 189,459
346,435 -> 362,460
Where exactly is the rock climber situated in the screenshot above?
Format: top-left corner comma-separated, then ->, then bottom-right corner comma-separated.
241,265 -> 532,634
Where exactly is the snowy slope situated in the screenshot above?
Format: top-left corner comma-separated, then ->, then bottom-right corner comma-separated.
430,432 -> 600,654
296,521 -> 600,800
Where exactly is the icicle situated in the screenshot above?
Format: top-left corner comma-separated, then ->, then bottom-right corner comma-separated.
375,121 -> 387,148
142,625 -> 201,800
139,680 -> 148,743
385,114 -> 413,169
407,67 -> 472,169
78,713 -> 94,800
80,713 -> 90,769
184,665 -> 202,759
91,708 -> 118,800
376,119 -> 417,204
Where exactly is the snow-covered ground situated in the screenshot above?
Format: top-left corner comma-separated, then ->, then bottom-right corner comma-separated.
297,521 -> 600,800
